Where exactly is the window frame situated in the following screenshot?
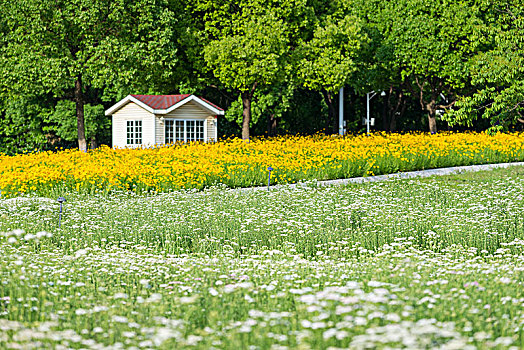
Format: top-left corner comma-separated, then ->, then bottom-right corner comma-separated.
126,120 -> 142,145
164,118 -> 205,143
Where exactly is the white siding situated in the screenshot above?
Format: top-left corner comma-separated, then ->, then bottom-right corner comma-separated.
164,100 -> 214,119
206,117 -> 217,142
111,102 -> 155,148
154,115 -> 164,144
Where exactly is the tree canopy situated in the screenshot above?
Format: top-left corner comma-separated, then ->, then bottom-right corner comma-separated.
0,0 -> 522,154
0,0 -> 180,151
199,0 -> 309,140
444,0 -> 524,132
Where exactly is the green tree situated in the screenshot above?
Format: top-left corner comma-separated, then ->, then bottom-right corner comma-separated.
225,83 -> 294,136
297,13 -> 367,134
203,13 -> 287,140
343,0 -> 409,132
355,0 -> 484,133
199,0 -> 309,140
0,0 -> 179,151
0,95 -> 54,155
46,101 -> 109,148
444,1 -> 524,131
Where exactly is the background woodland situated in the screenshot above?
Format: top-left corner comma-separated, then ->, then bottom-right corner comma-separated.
0,0 -> 523,153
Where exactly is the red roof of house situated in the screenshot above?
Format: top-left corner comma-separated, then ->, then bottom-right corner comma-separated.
130,94 -> 223,111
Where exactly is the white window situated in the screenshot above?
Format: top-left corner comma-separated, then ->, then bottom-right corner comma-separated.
126,120 -> 142,145
165,120 -> 174,143
165,119 -> 204,143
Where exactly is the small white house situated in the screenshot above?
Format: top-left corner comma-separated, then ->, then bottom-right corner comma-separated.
105,94 -> 224,148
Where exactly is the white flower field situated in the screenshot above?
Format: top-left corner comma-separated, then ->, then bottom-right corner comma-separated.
0,167 -> 523,349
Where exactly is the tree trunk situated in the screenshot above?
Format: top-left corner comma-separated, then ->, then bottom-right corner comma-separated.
267,114 -> 277,137
390,114 -> 397,132
390,100 -> 407,133
75,75 -> 87,152
90,136 -> 97,149
321,90 -> 336,134
426,100 -> 438,134
388,89 -> 405,132
428,113 -> 437,134
241,90 -> 251,141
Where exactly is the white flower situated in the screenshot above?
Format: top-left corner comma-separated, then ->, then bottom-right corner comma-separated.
93,306 -> 108,312
224,285 -> 236,293
323,328 -> 337,339
36,231 -> 52,239
493,337 -> 513,346
186,335 -> 203,345
311,322 -> 326,329
499,277 -> 511,284
368,281 -> 388,287
299,295 -> 316,304
248,310 -> 264,318
300,320 -> 312,328
12,229 -> 24,236
385,313 -> 401,322
74,249 -> 88,258
180,295 -> 198,304
238,325 -> 252,333
113,293 -> 128,299
75,308 -> 87,315
112,315 -> 128,323
238,282 -> 253,289
152,327 -> 178,346
265,284 -> 276,291
147,293 -> 162,303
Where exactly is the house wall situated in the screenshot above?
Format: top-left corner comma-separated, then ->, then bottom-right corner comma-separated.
154,115 -> 164,144
206,117 -> 217,141
165,100 -> 213,119
112,102 -> 156,148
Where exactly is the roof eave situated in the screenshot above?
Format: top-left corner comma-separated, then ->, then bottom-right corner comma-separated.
164,95 -> 224,115
104,95 -> 155,116
105,94 -> 225,116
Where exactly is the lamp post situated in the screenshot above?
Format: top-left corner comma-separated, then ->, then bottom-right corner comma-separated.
267,167 -> 273,191
57,197 -> 66,228
366,91 -> 386,134
339,87 -> 344,135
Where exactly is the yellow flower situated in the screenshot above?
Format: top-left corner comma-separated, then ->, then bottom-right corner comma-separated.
0,132 -> 522,195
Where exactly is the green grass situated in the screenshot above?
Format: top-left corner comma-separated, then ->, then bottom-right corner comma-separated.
0,166 -> 523,349
419,164 -> 524,183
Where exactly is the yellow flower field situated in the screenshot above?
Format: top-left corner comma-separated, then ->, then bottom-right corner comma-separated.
1,132 -> 523,197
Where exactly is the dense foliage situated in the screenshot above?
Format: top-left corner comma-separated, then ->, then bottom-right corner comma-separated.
0,0 -> 523,152
0,132 -> 523,197
0,167 -> 523,348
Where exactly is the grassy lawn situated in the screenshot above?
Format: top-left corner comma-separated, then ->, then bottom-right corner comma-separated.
0,166 -> 523,349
